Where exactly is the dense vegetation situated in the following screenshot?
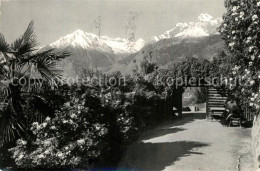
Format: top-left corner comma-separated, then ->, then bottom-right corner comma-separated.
0,25 -> 185,168
219,0 -> 260,113
2,3 -> 260,167
2,71 -> 184,168
2,53 -> 235,168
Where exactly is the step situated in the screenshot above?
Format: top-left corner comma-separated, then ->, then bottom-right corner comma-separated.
209,101 -> 226,104
209,96 -> 227,99
209,107 -> 225,109
208,101 -> 226,104
208,88 -> 227,90
209,107 -> 225,111
209,101 -> 227,104
211,111 -> 224,114
211,112 -> 224,116
208,105 -> 225,108
209,99 -> 227,102
208,90 -> 227,92
209,94 -> 227,98
209,98 -> 227,100
209,101 -> 226,103
209,94 -> 227,97
208,90 -> 227,93
208,104 -> 225,107
208,90 -> 227,94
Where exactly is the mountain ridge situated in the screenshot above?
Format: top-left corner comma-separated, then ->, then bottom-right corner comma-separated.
151,13 -> 222,42
41,13 -> 224,76
49,29 -> 145,55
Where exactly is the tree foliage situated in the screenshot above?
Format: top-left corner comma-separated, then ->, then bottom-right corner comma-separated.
0,21 -> 71,146
220,0 -> 260,108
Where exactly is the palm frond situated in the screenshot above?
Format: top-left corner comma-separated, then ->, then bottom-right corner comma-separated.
0,79 -> 11,101
11,21 -> 38,56
0,33 -> 10,53
30,49 -> 71,81
0,88 -> 56,146
0,100 -> 26,146
0,21 -> 72,146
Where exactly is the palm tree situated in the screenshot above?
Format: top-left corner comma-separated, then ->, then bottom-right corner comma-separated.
0,21 -> 71,146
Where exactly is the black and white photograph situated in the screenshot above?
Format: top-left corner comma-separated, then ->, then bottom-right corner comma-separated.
0,0 -> 259,170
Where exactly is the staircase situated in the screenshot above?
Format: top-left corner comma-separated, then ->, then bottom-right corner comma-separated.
207,88 -> 227,119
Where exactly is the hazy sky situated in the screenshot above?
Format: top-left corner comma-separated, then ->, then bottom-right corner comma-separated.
0,0 -> 226,45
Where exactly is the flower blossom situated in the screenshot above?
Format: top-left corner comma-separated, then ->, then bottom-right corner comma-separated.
229,42 -> 235,47
77,139 -> 85,145
252,15 -> 258,21
42,123 -> 47,128
70,113 -> 77,119
249,46 -> 254,52
18,140 -> 27,146
240,11 -> 244,17
18,154 -> 24,160
45,117 -> 51,121
250,80 -> 255,85
234,65 -> 241,70
246,37 -> 251,44
62,120 -> 68,124
57,152 -> 64,158
50,126 -> 56,130
232,6 -> 238,12
38,154 -> 45,159
32,122 -> 39,128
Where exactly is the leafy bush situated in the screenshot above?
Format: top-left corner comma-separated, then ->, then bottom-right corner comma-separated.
220,0 -> 260,109
8,71 -> 183,169
9,91 -> 108,168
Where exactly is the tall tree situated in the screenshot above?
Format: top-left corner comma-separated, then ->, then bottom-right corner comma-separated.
124,11 -> 140,53
94,16 -> 102,38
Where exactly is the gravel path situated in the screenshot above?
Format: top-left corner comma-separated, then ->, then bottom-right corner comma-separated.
118,113 -> 253,171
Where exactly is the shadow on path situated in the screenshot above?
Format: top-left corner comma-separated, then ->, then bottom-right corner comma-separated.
140,127 -> 186,141
118,113 -> 209,171
118,141 -> 209,171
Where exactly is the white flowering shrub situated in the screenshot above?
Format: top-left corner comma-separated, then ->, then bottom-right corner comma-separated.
220,0 -> 260,109
9,91 -> 108,168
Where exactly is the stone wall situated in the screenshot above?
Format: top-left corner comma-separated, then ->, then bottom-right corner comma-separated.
252,115 -> 260,169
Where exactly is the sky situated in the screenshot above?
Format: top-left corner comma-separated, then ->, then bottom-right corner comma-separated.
0,0 -> 226,46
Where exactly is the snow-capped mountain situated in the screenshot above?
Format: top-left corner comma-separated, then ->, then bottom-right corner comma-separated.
151,14 -> 222,42
44,29 -> 145,77
50,29 -> 145,55
43,13 -> 224,76
111,14 -> 224,74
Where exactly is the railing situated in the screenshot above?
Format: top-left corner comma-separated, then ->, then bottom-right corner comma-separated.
241,102 -> 256,121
